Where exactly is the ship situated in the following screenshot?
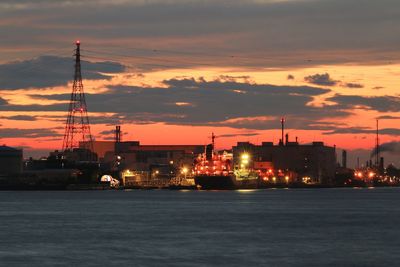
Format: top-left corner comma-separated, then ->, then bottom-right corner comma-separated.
194,133 -> 259,190
193,140 -> 235,189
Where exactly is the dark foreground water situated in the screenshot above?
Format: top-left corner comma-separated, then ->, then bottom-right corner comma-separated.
0,188 -> 400,267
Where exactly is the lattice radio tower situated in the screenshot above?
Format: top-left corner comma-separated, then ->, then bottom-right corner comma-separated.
62,40 -> 94,153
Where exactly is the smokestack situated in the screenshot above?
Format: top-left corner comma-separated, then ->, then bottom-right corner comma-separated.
115,125 -> 121,143
115,125 -> 121,154
376,119 -> 380,167
285,133 -> 289,145
342,150 -> 347,168
379,157 -> 384,174
295,136 -> 298,143
281,118 -> 285,146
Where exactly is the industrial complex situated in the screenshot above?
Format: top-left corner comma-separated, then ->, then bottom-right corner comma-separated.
0,41 -> 399,190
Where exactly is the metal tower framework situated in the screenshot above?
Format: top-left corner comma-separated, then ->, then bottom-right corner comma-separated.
62,40 -> 94,152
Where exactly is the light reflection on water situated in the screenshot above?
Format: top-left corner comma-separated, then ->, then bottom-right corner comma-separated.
236,189 -> 258,193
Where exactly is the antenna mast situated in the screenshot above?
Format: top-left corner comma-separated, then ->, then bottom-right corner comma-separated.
62,40 -> 94,153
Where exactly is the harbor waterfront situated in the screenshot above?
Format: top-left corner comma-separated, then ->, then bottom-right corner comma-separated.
1,188 -> 400,266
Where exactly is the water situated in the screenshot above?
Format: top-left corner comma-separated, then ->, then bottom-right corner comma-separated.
0,188 -> 399,266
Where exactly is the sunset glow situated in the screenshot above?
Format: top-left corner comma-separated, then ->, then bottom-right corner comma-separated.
1,0 -> 400,166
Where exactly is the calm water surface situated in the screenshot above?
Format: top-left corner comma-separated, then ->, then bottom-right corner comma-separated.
0,188 -> 399,266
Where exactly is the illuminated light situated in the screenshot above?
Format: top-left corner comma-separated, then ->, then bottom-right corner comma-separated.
155,170 -> 159,174
368,172 -> 375,178
182,167 -> 188,174
285,176 -> 289,182
101,175 -> 113,182
200,167 -> 204,170
116,155 -> 121,160
169,160 -> 174,164
263,176 -> 268,181
241,153 -> 249,160
175,102 -> 192,106
272,177 -> 276,182
76,40 -> 80,45
268,169 -> 273,173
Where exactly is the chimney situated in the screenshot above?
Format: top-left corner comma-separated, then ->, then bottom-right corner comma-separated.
115,125 -> 121,154
280,118 -> 285,146
342,150 -> 347,168
379,157 -> 384,174
285,133 -> 289,145
115,125 -> 121,143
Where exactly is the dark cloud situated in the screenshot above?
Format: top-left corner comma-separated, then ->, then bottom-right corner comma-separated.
218,133 -> 259,138
371,141 -> 400,157
372,86 -> 385,90
287,74 -> 295,80
324,127 -> 400,135
0,97 -> 8,105
216,75 -> 253,83
0,128 -> 61,138
0,115 -> 37,121
1,0 -> 400,67
304,73 -> 337,86
28,78 -> 336,126
212,116 -> 349,131
328,94 -> 400,112
377,115 -> 400,120
12,77 -> 358,133
0,56 -> 125,90
99,129 -> 115,135
344,82 -> 364,89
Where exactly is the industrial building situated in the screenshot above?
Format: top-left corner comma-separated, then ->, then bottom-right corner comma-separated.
0,145 -> 23,175
233,139 -> 336,184
88,141 -> 204,171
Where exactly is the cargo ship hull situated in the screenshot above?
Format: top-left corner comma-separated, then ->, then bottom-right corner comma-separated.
194,175 -> 236,190
194,175 -> 259,190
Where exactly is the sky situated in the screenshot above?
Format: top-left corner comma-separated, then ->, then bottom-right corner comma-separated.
1,0 -> 400,167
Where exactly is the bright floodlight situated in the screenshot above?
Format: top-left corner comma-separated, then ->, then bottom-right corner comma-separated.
182,167 -> 188,174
